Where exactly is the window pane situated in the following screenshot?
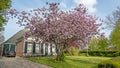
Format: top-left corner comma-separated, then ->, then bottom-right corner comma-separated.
35,44 -> 40,53
10,44 -> 15,52
27,43 -> 33,53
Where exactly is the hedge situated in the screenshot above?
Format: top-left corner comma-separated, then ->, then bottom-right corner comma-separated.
96,57 -> 120,68
79,51 -> 120,57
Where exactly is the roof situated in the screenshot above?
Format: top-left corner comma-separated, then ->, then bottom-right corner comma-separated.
0,29 -> 27,46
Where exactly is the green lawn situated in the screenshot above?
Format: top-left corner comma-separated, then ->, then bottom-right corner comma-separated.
27,56 -> 112,68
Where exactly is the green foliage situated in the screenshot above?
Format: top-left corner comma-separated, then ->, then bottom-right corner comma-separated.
0,0 -> 11,10
89,37 -> 109,51
97,57 -> 120,68
110,19 -> 120,50
67,46 -> 79,56
56,51 -> 66,61
97,38 -> 108,51
0,0 -> 11,28
114,51 -> 120,57
89,37 -> 98,51
0,15 -> 6,28
60,53 -> 65,61
80,51 -> 120,57
79,53 -> 86,56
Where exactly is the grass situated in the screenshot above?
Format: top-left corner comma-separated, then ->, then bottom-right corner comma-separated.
27,56 -> 112,68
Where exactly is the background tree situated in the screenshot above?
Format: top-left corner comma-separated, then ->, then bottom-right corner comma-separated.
97,37 -> 108,51
89,37 -> 99,51
105,7 -> 120,51
89,36 -> 108,51
0,0 -> 11,44
0,30 -> 4,43
110,19 -> 120,50
0,0 -> 11,30
105,7 -> 120,29
9,2 -> 101,61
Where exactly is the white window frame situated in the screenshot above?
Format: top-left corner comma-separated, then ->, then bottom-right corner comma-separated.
27,43 -> 33,54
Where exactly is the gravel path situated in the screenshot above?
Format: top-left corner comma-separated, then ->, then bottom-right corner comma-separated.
0,57 -> 52,68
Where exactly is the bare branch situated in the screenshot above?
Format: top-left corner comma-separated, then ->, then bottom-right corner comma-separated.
105,6 -> 120,29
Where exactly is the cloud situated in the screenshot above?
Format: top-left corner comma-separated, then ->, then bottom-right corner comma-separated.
73,0 -> 97,13
60,2 -> 67,8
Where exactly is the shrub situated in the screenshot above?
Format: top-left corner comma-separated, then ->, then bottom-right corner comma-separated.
97,57 -> 120,68
68,46 -> 79,56
80,51 -> 118,57
114,51 -> 120,57
79,53 -> 86,56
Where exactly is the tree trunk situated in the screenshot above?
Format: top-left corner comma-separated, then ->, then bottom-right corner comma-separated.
86,44 -> 89,56
55,44 -> 65,61
50,43 -> 53,55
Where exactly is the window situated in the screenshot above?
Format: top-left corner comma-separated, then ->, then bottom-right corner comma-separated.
35,43 -> 40,54
27,43 -> 33,53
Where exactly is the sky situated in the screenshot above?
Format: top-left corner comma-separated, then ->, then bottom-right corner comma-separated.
4,0 -> 120,40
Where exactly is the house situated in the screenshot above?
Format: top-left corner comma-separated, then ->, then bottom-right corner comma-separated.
0,29 -> 56,57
